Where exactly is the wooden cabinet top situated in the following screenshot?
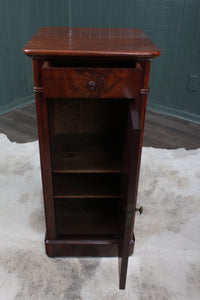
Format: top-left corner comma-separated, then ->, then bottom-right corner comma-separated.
23,27 -> 160,59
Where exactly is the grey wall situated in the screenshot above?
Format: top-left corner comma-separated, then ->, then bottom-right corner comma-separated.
0,0 -> 200,122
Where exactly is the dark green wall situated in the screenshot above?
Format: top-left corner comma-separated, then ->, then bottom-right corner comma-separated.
0,0 -> 200,122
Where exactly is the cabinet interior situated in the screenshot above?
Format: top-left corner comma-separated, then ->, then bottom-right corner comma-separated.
43,59 -> 137,69
55,198 -> 119,238
48,98 -> 129,239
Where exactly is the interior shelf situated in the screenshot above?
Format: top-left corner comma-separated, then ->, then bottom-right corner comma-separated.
53,173 -> 121,198
51,133 -> 122,173
55,198 -> 120,238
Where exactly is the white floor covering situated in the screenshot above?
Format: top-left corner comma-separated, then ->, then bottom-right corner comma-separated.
0,133 -> 200,300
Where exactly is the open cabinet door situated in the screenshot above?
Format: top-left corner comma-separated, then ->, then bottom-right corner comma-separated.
118,101 -> 142,289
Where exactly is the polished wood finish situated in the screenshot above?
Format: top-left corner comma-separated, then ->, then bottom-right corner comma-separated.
119,102 -> 142,288
23,27 -> 160,289
32,59 -> 57,240
23,27 -> 160,59
45,238 -> 134,258
42,65 -> 143,99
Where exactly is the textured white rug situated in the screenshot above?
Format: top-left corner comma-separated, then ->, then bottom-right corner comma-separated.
0,133 -> 200,300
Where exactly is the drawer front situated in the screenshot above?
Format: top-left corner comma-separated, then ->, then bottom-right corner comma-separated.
42,66 -> 143,99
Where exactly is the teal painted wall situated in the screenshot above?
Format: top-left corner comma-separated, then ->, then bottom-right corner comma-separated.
0,0 -> 200,121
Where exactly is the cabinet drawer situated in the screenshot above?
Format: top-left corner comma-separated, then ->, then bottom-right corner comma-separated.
42,65 -> 143,99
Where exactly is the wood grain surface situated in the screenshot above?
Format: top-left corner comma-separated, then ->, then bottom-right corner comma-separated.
23,27 -> 160,58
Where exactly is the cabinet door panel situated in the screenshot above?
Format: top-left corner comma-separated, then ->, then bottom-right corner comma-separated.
118,102 -> 141,289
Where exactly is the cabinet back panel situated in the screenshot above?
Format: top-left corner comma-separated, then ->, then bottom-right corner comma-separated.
48,98 -> 129,135
55,198 -> 119,237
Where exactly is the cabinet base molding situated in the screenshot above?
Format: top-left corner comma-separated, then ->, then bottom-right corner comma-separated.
45,237 -> 134,258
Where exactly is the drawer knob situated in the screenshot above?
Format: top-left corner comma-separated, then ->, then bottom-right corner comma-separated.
88,81 -> 96,91
135,206 -> 143,214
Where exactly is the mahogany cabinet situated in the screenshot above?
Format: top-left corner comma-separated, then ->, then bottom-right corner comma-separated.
23,27 -> 160,289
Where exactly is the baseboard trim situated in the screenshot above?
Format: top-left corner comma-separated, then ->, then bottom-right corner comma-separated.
0,94 -> 34,116
148,103 -> 200,124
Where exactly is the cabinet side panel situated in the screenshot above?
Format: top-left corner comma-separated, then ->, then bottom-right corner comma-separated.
32,59 -> 57,240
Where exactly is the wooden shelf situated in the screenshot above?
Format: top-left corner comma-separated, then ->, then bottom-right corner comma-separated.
51,134 -> 122,174
53,173 -> 121,198
55,198 -> 119,237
